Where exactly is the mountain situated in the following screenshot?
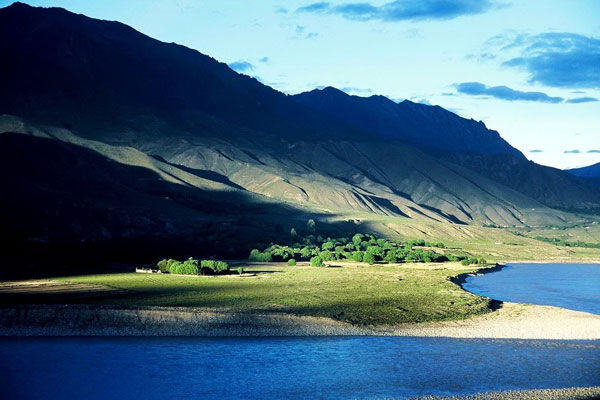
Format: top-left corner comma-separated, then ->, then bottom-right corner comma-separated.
567,163 -> 600,187
567,163 -> 600,179
0,3 -> 598,263
0,116 -> 353,264
0,2 -> 362,144
293,87 -> 525,158
293,88 -> 600,211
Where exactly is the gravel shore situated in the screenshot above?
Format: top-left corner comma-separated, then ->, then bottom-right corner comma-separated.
408,386 -> 600,400
384,301 -> 600,339
1,301 -> 599,338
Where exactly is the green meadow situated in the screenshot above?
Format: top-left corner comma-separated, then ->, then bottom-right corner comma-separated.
52,262 -> 491,326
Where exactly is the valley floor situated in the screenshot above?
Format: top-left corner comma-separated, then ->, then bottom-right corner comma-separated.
0,262 -> 599,339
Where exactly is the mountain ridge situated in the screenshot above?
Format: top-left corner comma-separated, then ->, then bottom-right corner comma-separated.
0,2 -> 598,261
293,87 -> 600,211
294,86 -> 526,158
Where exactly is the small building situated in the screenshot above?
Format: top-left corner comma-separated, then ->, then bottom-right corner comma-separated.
135,267 -> 161,274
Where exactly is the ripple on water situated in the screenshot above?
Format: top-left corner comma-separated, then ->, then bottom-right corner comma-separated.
0,336 -> 598,399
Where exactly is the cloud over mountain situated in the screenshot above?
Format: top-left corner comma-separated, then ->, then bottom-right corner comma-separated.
455,82 -> 563,103
566,97 -> 598,104
228,61 -> 254,73
487,32 -> 600,89
296,0 -> 500,21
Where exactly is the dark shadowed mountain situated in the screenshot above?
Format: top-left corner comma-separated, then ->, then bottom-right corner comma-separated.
567,162 -> 600,179
293,87 -> 600,211
0,128 -> 352,264
0,2 -> 599,264
293,87 -> 525,158
567,162 -> 600,187
0,2 -> 365,144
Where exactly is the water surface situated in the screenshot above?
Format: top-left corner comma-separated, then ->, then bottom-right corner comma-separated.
0,336 -> 598,399
463,263 -> 600,314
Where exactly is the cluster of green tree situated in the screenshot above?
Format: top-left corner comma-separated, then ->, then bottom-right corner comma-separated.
460,257 -> 487,266
157,258 -> 229,275
532,236 -> 600,249
248,233 -> 465,266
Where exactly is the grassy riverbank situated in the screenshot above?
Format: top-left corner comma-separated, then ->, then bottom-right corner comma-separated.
6,262 -> 492,326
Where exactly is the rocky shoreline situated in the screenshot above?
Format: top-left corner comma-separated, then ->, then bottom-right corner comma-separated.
1,301 -> 599,339
409,386 -> 600,400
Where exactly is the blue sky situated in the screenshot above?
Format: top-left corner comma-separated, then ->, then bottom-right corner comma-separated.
4,0 -> 600,169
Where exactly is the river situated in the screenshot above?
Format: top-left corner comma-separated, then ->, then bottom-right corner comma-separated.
1,263 -> 599,399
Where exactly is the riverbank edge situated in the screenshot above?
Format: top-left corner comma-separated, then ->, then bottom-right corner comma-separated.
1,263 -> 599,338
1,301 -> 599,338
450,263 -> 506,310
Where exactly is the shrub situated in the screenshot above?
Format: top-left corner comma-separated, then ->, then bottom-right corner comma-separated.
363,252 -> 376,265
310,255 -> 324,267
288,258 -> 297,266
306,219 -> 316,232
237,267 -> 244,275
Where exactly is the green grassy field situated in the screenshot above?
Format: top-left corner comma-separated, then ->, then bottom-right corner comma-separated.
49,262 -> 491,326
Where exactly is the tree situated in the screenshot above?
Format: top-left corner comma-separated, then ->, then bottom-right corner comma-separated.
351,251 -> 364,262
352,233 -> 363,246
363,252 -> 376,265
384,251 -> 397,263
310,255 -> 324,267
322,241 -> 335,251
290,228 -> 298,238
248,249 -> 272,262
366,245 -> 383,258
300,247 -> 312,259
307,219 -> 316,232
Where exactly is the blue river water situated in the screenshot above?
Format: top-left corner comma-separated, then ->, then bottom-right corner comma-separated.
1,263 -> 599,399
0,336 -> 598,399
463,263 -> 600,315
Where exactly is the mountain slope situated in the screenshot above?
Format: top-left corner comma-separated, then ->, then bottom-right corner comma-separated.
0,1 -> 595,253
0,2 -> 363,144
293,87 -> 600,212
0,119 -> 357,262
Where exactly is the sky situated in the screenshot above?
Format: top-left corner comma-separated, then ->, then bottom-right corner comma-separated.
3,0 -> 600,169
